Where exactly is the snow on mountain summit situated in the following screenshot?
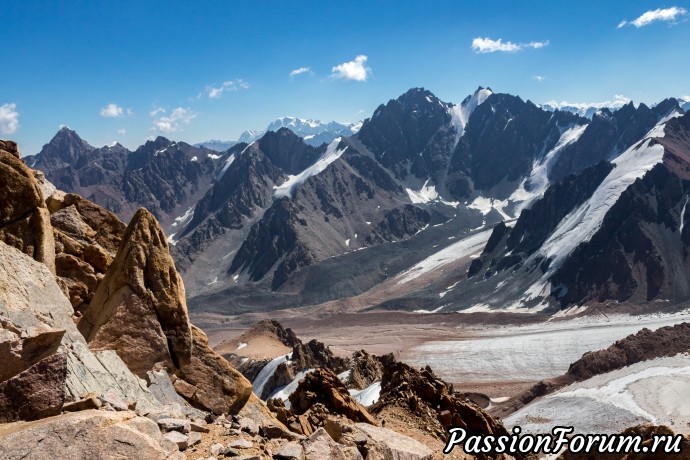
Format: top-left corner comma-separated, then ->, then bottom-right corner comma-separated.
239,117 -> 360,146
448,87 -> 493,146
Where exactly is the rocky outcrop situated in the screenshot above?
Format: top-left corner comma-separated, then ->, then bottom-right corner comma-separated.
0,410 -> 185,460
176,325 -> 253,414
78,208 -> 252,414
370,355 -> 519,459
288,368 -> 377,425
568,322 -> 690,381
0,240 -> 168,422
347,350 -> 384,390
0,139 -> 55,274
78,207 -> 192,377
227,320 -> 349,400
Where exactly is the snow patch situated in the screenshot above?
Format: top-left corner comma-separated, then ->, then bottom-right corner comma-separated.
171,206 -> 195,228
217,153 -> 237,180
396,229 -> 493,285
190,155 -> 198,162
273,138 -> 347,198
508,124 -> 588,212
448,87 -> 493,147
406,180 -> 459,207
349,382 -> 381,407
268,369 -> 314,408
413,305 -> 445,313
539,133 -> 667,273
681,196 -> 689,234
208,153 -> 222,160
236,342 -> 247,350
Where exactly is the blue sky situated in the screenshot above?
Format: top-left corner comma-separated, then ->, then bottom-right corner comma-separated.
1,0 -> 689,155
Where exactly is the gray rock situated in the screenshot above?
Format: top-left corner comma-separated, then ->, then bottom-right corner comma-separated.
238,417 -> 259,435
187,431 -> 202,447
158,417 -> 191,433
210,443 -> 225,456
353,423 -> 433,460
190,419 -> 210,433
302,428 -> 349,460
274,441 -> 305,460
228,438 -> 253,449
163,430 -> 189,450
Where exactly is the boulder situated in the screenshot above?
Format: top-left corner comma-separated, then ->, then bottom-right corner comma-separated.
0,409 -> 184,460
0,352 -> 67,423
0,140 -> 55,273
302,428 -> 351,460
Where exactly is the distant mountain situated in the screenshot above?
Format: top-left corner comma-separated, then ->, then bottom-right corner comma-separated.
26,128 -> 223,228
194,139 -> 239,151
238,117 -> 361,146
28,88 -> 690,316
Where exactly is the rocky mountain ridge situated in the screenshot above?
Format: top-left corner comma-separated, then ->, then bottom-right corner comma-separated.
25,89 -> 690,315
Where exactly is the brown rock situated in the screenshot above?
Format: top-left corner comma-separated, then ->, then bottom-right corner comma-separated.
176,325 -> 253,415
0,353 -> 67,423
78,208 -> 192,377
288,368 -> 377,425
0,327 -> 65,382
62,393 -> 102,412
0,141 -> 55,273
78,208 -> 252,415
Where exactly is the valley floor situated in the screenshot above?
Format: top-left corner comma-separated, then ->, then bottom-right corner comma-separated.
197,306 -> 690,403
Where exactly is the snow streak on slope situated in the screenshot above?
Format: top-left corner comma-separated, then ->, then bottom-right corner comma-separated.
253,353 -> 291,397
449,88 -> 493,147
395,229 -> 492,285
273,138 -> 347,198
539,118 -> 677,272
509,124 -> 588,212
216,153 -> 236,180
349,382 -> 381,407
405,179 -> 459,207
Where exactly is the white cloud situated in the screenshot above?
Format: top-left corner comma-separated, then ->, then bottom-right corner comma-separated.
534,75 -> 546,82
618,7 -> 688,28
544,94 -> 631,111
289,67 -> 311,78
151,107 -> 197,133
149,106 -> 165,117
117,128 -> 126,135
0,103 -> 20,134
205,79 -> 249,99
100,103 -> 124,118
331,55 -> 371,81
472,37 -> 549,53
682,95 -> 690,102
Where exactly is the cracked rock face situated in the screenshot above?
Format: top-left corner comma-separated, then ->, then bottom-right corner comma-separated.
0,140 -> 55,274
78,208 -> 193,378
78,207 -> 252,414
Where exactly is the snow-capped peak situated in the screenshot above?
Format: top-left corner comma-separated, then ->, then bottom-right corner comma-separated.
448,87 -> 493,146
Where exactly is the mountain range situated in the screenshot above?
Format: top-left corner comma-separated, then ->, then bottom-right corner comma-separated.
195,117 -> 362,151
26,87 -> 690,316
